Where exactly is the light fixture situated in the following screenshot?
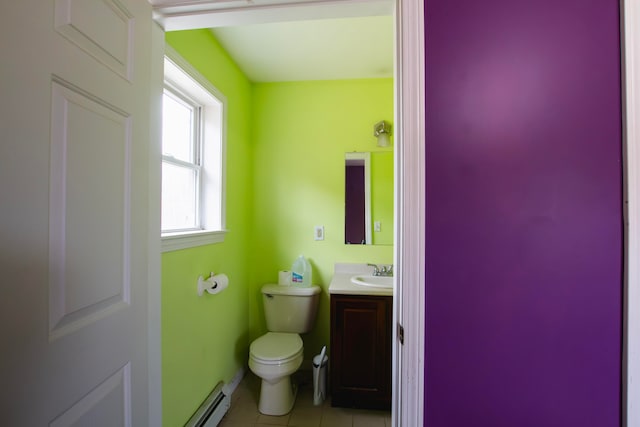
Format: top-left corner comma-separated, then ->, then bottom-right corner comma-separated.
373,120 -> 392,147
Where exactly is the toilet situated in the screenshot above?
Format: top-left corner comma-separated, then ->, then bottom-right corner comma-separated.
248,284 -> 321,415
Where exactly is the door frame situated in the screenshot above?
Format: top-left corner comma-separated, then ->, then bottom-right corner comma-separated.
150,0 -> 425,425
148,20 -> 164,427
393,0 -> 425,425
622,0 -> 640,425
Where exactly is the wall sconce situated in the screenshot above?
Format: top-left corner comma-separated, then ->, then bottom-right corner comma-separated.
373,120 -> 392,147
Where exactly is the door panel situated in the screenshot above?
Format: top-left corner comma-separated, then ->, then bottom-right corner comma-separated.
331,294 -> 392,409
49,364 -> 131,427
49,78 -> 131,340
54,0 -> 134,80
0,0 -> 156,425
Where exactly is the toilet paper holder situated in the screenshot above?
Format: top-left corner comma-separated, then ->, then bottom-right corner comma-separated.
197,272 -> 229,296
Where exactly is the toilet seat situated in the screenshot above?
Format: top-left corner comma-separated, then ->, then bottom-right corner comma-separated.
250,332 -> 302,365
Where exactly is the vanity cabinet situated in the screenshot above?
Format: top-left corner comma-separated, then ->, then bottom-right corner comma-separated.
330,294 -> 392,410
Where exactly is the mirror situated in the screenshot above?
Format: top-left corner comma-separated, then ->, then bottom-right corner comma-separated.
345,152 -> 394,245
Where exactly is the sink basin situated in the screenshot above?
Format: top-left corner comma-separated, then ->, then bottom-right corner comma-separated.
350,275 -> 393,288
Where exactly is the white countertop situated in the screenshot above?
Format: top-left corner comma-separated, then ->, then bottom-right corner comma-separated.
328,263 -> 394,296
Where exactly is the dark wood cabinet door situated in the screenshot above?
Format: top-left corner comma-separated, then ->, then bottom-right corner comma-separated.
330,294 -> 392,409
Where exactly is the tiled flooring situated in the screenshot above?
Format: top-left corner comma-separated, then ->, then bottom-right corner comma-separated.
219,370 -> 391,427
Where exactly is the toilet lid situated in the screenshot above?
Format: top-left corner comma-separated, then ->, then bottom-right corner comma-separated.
250,332 -> 302,362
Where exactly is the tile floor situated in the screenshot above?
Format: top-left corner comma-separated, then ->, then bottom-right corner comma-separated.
218,370 -> 391,427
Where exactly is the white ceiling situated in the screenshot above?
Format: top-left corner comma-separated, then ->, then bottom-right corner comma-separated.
210,15 -> 394,82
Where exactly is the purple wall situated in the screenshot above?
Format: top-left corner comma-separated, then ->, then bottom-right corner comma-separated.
424,1 -> 622,426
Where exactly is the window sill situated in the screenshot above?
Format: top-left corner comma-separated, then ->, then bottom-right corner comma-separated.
161,229 -> 228,253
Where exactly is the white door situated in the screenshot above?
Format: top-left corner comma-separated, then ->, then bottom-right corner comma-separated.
0,0 -> 158,425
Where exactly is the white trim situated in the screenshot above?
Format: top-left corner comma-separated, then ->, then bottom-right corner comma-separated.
161,229 -> 228,252
162,45 -> 228,249
152,0 -> 394,31
165,45 -> 227,106
222,368 -> 246,397
623,0 -> 640,425
393,0 -> 425,425
148,21 -> 164,427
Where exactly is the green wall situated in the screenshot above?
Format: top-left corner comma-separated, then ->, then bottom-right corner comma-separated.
249,79 -> 394,359
162,29 -> 393,426
162,30 -> 253,427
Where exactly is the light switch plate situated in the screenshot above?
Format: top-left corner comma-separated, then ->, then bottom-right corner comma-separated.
374,221 -> 381,232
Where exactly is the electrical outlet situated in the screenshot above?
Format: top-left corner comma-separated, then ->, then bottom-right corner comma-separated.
374,221 -> 381,232
314,226 -> 324,241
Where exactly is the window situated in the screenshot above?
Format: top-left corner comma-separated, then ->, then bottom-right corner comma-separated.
161,49 -> 226,252
162,87 -> 201,231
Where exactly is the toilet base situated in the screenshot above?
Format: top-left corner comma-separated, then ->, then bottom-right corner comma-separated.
258,375 -> 297,416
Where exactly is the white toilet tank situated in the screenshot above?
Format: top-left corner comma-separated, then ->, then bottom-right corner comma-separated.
261,284 -> 321,333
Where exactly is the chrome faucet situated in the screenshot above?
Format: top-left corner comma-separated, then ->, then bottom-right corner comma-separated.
367,263 -> 380,275
379,265 -> 393,277
367,263 -> 394,277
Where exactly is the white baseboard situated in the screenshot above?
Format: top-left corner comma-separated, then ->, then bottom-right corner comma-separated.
222,368 -> 246,397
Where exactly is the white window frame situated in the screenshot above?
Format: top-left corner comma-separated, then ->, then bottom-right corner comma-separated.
161,45 -> 227,252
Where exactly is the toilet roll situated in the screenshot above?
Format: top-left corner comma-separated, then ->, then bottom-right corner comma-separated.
278,270 -> 291,286
206,274 -> 228,294
197,273 -> 229,296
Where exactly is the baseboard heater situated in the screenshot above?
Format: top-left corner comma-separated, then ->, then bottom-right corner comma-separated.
185,382 -> 231,427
